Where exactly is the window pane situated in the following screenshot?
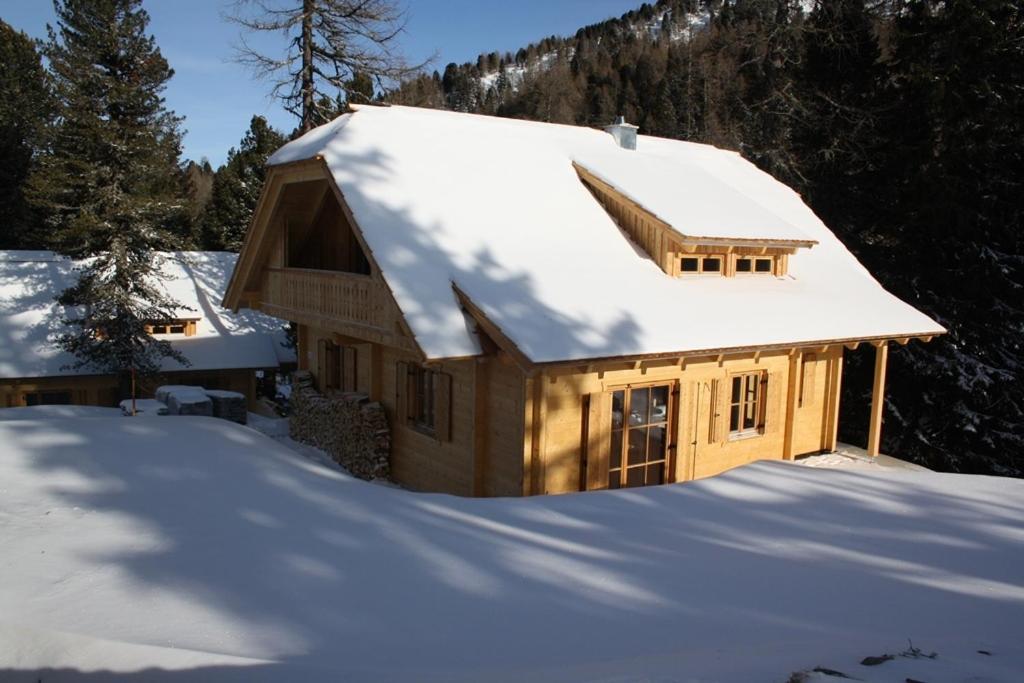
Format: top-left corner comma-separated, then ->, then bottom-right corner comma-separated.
729,405 -> 740,432
731,376 -> 741,402
610,429 -> 622,469
608,472 -> 621,489
628,428 -> 647,465
702,257 -> 721,273
743,398 -> 757,430
611,391 -> 625,428
647,463 -> 664,486
755,258 -> 773,273
648,426 -> 667,461
745,375 -> 758,402
736,258 -> 752,272
425,372 -> 435,426
630,388 -> 649,426
650,386 -> 669,424
681,257 -> 699,272
626,466 -> 645,488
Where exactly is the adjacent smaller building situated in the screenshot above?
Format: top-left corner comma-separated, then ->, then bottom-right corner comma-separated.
0,250 -> 294,408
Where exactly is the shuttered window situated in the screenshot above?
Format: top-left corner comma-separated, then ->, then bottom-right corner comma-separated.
729,372 -> 766,436
799,353 -> 817,407
396,362 -> 452,441
318,340 -> 358,392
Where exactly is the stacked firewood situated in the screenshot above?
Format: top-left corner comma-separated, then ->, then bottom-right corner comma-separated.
289,371 -> 391,481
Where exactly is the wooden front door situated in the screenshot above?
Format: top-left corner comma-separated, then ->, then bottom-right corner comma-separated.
681,379 -> 716,481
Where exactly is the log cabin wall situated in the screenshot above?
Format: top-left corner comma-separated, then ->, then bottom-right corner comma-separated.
300,324 -> 525,497
526,346 -> 844,495
790,347 -> 844,456
0,367 -> 263,409
0,375 -> 120,408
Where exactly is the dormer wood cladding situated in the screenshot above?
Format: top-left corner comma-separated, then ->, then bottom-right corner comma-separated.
574,162 -> 808,278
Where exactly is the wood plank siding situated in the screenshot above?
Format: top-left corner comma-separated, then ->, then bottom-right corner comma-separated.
519,347 -> 845,495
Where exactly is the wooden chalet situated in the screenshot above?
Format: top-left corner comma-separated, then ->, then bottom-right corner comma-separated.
224,105 -> 944,496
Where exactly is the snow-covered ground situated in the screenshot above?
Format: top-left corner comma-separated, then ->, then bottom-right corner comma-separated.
1,416 -> 1022,682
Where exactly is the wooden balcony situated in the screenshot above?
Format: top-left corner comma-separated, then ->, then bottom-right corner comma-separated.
260,268 -> 410,348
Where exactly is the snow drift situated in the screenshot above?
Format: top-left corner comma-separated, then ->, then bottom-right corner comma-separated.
1,416 -> 1021,682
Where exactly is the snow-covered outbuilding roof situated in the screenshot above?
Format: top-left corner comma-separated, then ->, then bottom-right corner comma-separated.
262,104 -> 943,363
0,251 -> 294,379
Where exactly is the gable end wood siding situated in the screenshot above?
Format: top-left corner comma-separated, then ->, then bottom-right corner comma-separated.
224,160 -> 425,359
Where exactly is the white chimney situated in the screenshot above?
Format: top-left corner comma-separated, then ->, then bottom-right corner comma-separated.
605,116 -> 638,150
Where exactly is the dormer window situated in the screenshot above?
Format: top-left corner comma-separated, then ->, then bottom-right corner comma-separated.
735,256 -> 777,275
680,255 -> 724,275
678,253 -> 783,277
573,161 -> 812,279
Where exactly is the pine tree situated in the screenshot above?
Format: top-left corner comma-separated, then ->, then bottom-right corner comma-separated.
865,0 -> 1024,475
0,20 -> 52,249
201,116 -> 285,252
28,0 -> 191,385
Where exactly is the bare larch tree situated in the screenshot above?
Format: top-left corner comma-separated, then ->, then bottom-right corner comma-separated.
229,0 -> 425,132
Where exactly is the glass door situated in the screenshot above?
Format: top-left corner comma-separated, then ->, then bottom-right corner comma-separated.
609,384 -> 671,488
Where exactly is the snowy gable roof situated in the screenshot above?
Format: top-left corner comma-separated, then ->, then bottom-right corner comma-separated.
0,251 -> 294,379
267,105 -> 944,363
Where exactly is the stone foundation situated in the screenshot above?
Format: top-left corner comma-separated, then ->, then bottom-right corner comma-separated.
289,371 -> 391,481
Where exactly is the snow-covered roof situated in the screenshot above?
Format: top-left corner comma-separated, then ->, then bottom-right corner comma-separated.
0,251 -> 294,379
266,104 -> 944,363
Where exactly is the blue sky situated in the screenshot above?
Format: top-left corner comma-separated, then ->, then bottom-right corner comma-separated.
0,0 -> 640,166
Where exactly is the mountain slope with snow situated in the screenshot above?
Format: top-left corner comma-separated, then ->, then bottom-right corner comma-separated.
1,416 -> 1022,681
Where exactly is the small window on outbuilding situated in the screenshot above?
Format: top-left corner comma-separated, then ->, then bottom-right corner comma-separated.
24,391 -> 72,406
755,258 -> 773,273
146,319 -> 197,336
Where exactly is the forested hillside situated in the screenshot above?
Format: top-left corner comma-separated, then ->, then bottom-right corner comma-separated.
391,0 -> 1024,477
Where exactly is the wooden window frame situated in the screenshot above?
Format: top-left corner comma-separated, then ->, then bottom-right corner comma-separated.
396,362 -> 452,442
318,339 -> 357,393
145,319 -> 197,337
23,390 -> 73,407
733,255 -> 777,276
409,364 -> 437,433
605,381 -> 675,489
679,254 -> 726,276
728,371 -> 767,439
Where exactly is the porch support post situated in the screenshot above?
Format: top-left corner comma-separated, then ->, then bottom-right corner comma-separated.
782,350 -> 799,460
866,341 -> 889,457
